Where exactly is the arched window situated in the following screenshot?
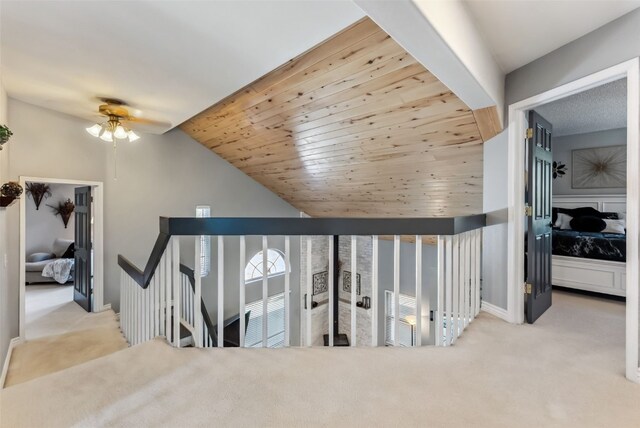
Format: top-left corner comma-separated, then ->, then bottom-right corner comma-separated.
244,249 -> 286,282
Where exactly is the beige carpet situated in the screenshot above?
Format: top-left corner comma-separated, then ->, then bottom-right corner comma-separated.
24,284 -> 98,340
1,290 -> 639,427
5,293 -> 128,387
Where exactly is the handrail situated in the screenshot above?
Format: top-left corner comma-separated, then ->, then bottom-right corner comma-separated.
118,214 -> 486,289
179,264 -> 217,346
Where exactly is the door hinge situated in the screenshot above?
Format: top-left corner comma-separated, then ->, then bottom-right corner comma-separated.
525,283 -> 532,294
524,205 -> 533,217
526,128 -> 533,139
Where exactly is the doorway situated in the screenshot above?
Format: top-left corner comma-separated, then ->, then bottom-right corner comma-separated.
507,58 -> 640,382
18,177 -> 105,340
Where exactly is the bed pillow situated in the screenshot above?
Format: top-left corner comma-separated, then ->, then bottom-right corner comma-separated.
570,216 -> 606,232
602,219 -> 626,234
26,252 -> 55,263
555,213 -> 573,230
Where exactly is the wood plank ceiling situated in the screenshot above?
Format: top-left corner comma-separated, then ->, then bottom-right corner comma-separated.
180,17 -> 497,217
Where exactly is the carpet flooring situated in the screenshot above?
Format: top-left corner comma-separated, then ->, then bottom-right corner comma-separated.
1,290 -> 639,427
4,285 -> 127,387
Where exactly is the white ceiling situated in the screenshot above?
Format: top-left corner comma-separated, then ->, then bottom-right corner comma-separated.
463,0 -> 640,73
535,78 -> 627,137
0,0 -> 365,133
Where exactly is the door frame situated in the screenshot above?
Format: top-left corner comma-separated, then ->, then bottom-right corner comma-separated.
18,176 -> 105,339
507,58 -> 640,382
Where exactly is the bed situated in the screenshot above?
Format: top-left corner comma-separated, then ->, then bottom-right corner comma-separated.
552,195 -> 626,297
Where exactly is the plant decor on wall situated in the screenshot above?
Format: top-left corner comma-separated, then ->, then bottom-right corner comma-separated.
47,198 -> 75,228
25,182 -> 52,210
552,161 -> 567,179
0,124 -> 12,151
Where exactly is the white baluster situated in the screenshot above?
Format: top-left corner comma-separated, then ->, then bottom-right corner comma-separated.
415,235 -> 422,347
165,244 -> 171,341
452,235 -> 460,342
172,236 -> 181,348
194,236 -> 203,348
306,237 -> 312,347
239,236 -> 246,348
262,236 -> 269,348
328,236 -> 334,347
463,232 -> 470,330
371,236 -> 379,347
217,236 -> 223,348
393,235 -> 400,347
475,229 -> 482,316
284,236 -> 291,347
351,235 -> 357,347
436,236 -> 445,346
445,236 -> 452,346
470,231 -> 477,323
159,253 -> 165,336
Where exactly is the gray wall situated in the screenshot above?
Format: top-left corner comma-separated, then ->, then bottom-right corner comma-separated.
553,128 -> 627,196
3,99 -> 301,348
506,8 -> 640,109
481,131 -> 508,309
25,183 -> 75,255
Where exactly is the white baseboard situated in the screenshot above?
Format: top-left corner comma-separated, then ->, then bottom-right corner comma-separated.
99,303 -> 112,312
1,337 -> 23,388
481,301 -> 510,322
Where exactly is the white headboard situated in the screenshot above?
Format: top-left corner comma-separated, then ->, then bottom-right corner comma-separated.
553,195 -> 626,215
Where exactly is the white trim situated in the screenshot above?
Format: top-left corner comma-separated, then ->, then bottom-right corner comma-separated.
507,58 -> 640,382
552,255 -> 625,297
1,337 -> 23,388
553,195 -> 626,214
480,301 -> 510,322
18,176 -> 105,340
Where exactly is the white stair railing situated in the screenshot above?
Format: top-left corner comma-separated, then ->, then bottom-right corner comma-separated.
119,217 -> 483,350
437,229 -> 482,346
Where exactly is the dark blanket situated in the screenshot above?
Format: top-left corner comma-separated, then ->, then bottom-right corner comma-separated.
552,229 -> 626,262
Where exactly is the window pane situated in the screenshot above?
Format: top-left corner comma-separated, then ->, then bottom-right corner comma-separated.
245,249 -> 286,282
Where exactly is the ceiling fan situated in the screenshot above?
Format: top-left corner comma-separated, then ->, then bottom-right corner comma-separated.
85,98 -> 169,143
85,98 -> 169,179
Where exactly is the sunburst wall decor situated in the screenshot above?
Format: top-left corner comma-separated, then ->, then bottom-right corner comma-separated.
572,145 -> 626,189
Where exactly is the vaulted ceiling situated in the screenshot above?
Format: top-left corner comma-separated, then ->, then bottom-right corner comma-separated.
182,17 -> 499,218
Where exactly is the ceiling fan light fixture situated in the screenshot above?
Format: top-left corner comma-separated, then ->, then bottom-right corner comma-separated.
113,124 -> 128,139
100,130 -> 113,142
86,123 -> 103,137
127,130 -> 140,142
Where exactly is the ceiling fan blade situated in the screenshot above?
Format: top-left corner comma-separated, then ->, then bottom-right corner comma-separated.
123,116 -> 172,128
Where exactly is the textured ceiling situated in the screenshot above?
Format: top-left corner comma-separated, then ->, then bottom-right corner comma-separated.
535,79 -> 626,137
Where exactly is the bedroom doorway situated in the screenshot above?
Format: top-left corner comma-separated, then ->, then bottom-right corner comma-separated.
524,79 -> 628,323
18,177 -> 105,340
508,58 -> 639,382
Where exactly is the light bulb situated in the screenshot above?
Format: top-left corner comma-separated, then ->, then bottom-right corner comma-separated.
86,123 -> 103,137
127,130 -> 140,142
100,130 -> 113,142
113,125 -> 128,139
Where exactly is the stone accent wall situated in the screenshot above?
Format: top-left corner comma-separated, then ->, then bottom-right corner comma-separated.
301,236 -> 373,346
